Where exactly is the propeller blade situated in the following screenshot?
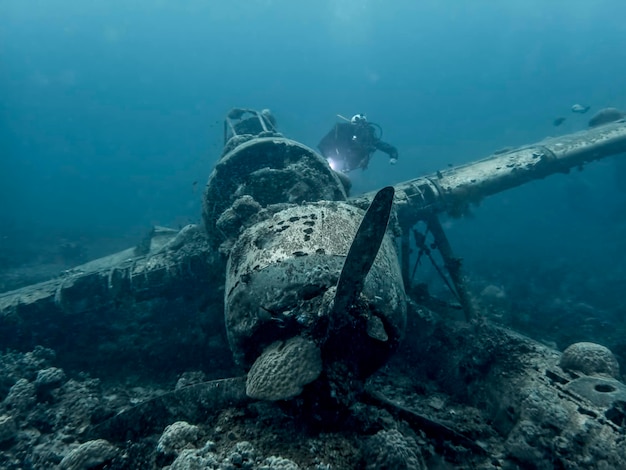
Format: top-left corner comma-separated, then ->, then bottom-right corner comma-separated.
332,186 -> 395,317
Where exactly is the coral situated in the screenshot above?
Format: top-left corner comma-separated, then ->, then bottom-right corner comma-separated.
169,447 -> 219,470
259,456 -> 301,470
361,429 -> 425,470
157,421 -> 201,456
228,441 -> 256,467
560,342 -> 620,378
216,195 -> 262,240
35,367 -> 66,389
246,337 -> 322,401
58,439 -> 117,470
168,440 -> 258,470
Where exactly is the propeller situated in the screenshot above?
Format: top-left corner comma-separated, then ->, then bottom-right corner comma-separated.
330,186 -> 395,326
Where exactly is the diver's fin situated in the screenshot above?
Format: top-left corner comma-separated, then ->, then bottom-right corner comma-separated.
331,186 -> 395,319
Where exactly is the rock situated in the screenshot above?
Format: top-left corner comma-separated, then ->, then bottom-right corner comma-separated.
560,342 -> 620,378
0,414 -> 17,444
157,421 -> 201,456
58,439 -> 117,470
35,367 -> 66,396
4,378 -> 36,416
245,337 -> 322,401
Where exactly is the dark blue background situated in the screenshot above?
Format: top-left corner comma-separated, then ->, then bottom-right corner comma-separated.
2,1 -> 626,299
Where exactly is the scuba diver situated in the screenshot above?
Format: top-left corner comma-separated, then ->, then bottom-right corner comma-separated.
318,114 -> 399,172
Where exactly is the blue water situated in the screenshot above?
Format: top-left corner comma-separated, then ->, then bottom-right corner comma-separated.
2,1 -> 626,301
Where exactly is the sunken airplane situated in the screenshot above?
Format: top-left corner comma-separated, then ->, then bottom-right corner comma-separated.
2,108 -> 626,467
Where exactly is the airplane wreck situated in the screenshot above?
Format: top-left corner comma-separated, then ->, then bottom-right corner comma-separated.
1,108 -> 626,468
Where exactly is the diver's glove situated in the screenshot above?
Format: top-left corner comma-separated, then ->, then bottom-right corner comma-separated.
389,157 -> 398,165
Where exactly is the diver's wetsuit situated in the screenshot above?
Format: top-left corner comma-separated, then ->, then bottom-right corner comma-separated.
318,122 -> 398,172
